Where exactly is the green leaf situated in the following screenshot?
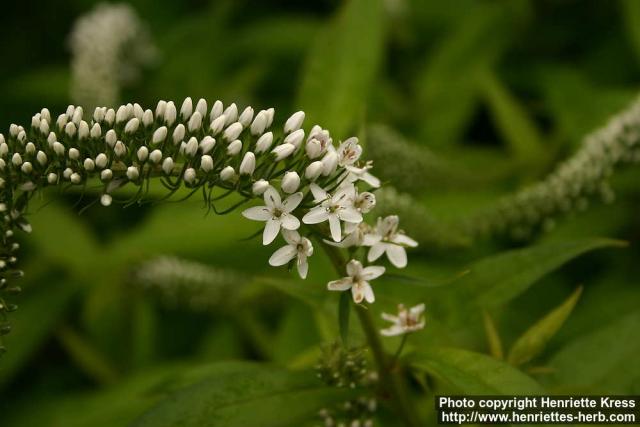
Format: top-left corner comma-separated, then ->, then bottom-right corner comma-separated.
456,238 -> 625,308
482,310 -> 504,360
339,291 -> 351,347
478,70 -> 544,163
131,366 -> 354,427
297,0 -> 384,139
547,310 -> 640,394
507,286 -> 583,366
411,347 -> 546,394
620,0 -> 640,67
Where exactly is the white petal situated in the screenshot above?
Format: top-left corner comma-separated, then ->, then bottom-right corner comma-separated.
386,245 -> 408,268
302,207 -> 329,224
361,265 -> 385,280
338,207 -> 362,223
328,278 -> 353,291
381,312 -> 399,323
242,206 -> 271,221
282,229 -> 301,245
367,243 -> 386,262
362,282 -> 375,303
333,184 -> 355,205
351,283 -> 365,304
409,303 -> 426,317
297,259 -> 309,279
392,234 -> 418,247
269,245 -> 297,266
280,213 -> 300,230
282,192 -> 303,212
362,172 -> 381,188
363,233 -> 382,246
328,214 -> 342,242
263,218 -> 281,245
263,187 -> 281,209
346,259 -> 363,277
380,325 -> 405,337
309,183 -> 328,201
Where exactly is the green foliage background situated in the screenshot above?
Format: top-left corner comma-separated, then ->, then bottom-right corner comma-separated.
1,0 -> 640,425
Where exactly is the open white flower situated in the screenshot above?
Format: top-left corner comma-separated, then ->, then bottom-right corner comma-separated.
268,230 -> 314,279
380,303 -> 425,336
364,215 -> 417,268
327,259 -> 384,304
324,222 -> 371,248
337,137 -> 362,166
345,161 -> 381,188
242,187 -> 302,245
302,183 -> 362,242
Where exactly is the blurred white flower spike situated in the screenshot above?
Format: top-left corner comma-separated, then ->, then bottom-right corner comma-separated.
380,304 -> 426,337
69,3 -> 158,109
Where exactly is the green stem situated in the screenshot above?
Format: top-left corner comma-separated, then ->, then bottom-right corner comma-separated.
320,241 -> 422,427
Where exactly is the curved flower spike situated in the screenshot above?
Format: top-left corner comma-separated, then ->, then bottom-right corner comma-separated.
327,259 -> 384,304
242,187 -> 302,245
380,303 -> 426,336
364,215 -> 417,268
268,230 -> 314,279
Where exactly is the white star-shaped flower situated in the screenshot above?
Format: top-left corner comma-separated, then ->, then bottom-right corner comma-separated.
380,303 -> 426,336
242,187 -> 302,245
302,183 -> 362,242
337,137 -> 362,166
327,259 -> 385,304
268,230 -> 314,279
364,215 -> 417,268
345,161 -> 380,188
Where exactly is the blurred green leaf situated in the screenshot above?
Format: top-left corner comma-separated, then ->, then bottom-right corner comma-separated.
132,366 -> 354,427
297,0 -> 384,138
620,0 -> 640,67
478,70 -> 545,163
507,286 -> 582,366
482,310 -> 504,360
411,347 -> 546,394
455,238 -> 625,308
547,310 -> 640,394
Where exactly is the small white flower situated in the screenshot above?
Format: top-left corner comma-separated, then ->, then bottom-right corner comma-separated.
380,304 -> 426,336
327,259 -> 384,304
326,222 -> 371,248
353,191 -> 376,213
284,111 -> 305,133
268,230 -> 314,279
239,152 -> 256,175
345,161 -> 380,188
302,183 -> 362,242
364,216 -> 418,268
242,187 -> 302,245
337,137 -> 362,166
281,171 -> 300,193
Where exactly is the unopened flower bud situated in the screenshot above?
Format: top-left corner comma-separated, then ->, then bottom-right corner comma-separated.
172,124 -> 185,144
12,153 -> 23,166
65,122 -> 76,137
265,108 -> 275,127
220,166 -> 235,181
36,151 -> 47,166
180,97 -> 193,120
100,169 -> 113,181
104,108 -> 115,124
69,148 -> 80,160
223,103 -> 238,125
126,166 -> 139,180
211,100 -> 224,120
90,123 -> 101,139
155,100 -> 167,119
25,142 -> 36,154
281,171 -> 300,193
95,153 -> 108,169
200,155 -> 214,172
142,109 -> 153,127
200,136 -> 216,153
284,111 -> 305,133
184,137 -> 198,157
53,142 -> 65,156
284,129 -> 305,148
47,173 -> 58,184
105,129 -> 117,147
252,179 -> 269,195
78,121 -> 90,140
305,161 -> 323,180
116,105 -> 128,123
83,158 -> 95,171
70,172 -> 82,184
322,149 -> 338,176
162,157 -> 174,175
195,98 -> 207,117
255,132 -> 274,153
133,103 -> 144,120
152,126 -> 167,144
21,162 -> 32,174
227,139 -> 242,156
184,167 -> 197,184
238,107 -> 254,127
39,119 -> 49,135
251,111 -> 268,135
100,194 -> 112,206
164,101 -> 177,125
137,146 -> 149,162
271,143 -> 296,161
124,118 -> 139,134
223,122 -> 243,141
239,152 -> 256,175
114,141 -> 127,157
149,149 -> 162,164
188,111 -> 203,132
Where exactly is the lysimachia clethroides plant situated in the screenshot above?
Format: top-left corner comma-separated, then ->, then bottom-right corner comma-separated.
0,97 -> 422,348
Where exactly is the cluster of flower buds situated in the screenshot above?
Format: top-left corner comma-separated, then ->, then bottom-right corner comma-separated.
0,98 -> 418,345
315,343 -> 378,427
467,97 -> 640,240
69,3 -> 157,109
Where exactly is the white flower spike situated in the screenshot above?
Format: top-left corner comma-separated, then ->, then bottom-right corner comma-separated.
327,259 -> 384,304
242,187 -> 302,245
268,230 -> 314,279
380,303 -> 426,336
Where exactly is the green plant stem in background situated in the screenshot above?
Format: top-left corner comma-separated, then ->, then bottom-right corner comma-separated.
320,242 -> 422,427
